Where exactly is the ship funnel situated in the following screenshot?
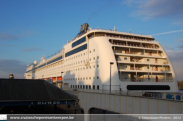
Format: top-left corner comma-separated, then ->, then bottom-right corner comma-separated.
80,23 -> 89,33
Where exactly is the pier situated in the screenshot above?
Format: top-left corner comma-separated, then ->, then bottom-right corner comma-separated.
64,88 -> 183,121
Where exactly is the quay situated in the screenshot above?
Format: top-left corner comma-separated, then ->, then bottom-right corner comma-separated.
63,88 -> 183,121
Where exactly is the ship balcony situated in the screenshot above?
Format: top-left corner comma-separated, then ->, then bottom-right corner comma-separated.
119,72 -> 173,82
116,57 -> 168,65
111,41 -> 160,50
114,49 -> 165,58
118,64 -> 171,73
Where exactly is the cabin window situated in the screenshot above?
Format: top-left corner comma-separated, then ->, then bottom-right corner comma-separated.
93,85 -> 95,89
97,85 -> 99,90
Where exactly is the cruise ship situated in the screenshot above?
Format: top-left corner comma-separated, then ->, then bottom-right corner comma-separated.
25,23 -> 179,92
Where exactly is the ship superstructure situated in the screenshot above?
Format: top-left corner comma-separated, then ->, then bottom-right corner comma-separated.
25,24 -> 179,92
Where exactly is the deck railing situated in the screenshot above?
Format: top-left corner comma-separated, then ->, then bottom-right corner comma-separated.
112,42 -> 159,49
119,78 -> 173,82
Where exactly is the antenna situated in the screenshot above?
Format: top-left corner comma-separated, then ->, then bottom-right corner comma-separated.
114,26 -> 117,31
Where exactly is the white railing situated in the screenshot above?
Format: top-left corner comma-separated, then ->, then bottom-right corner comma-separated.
45,50 -> 63,60
113,43 -> 159,49
87,28 -> 152,38
63,87 -> 183,101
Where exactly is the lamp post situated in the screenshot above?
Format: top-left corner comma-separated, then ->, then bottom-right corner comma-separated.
110,62 -> 114,94
61,72 -> 64,89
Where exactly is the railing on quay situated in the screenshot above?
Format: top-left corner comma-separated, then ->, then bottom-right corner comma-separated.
63,87 -> 183,101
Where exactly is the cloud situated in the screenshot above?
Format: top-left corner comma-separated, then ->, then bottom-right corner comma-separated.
0,44 -> 14,47
176,38 -> 183,42
124,0 -> 183,23
22,47 -> 44,52
178,45 -> 183,49
163,45 -> 174,50
0,32 -> 19,40
0,31 -> 36,41
0,60 -> 27,79
166,50 -> 183,80
152,30 -> 183,36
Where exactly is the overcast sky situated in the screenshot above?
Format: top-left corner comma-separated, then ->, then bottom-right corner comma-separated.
0,0 -> 183,80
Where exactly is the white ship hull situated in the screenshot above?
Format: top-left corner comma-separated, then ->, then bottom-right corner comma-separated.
25,24 -> 179,92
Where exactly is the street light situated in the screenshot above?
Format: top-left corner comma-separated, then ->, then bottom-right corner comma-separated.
110,62 -> 114,94
61,72 -> 64,89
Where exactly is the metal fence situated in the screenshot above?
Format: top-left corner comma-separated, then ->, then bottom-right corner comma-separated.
63,87 -> 183,101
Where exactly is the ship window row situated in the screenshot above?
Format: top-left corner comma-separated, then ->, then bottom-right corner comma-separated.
26,58 -> 64,73
64,76 -> 99,81
33,56 -> 99,73
65,50 -> 97,62
64,56 -> 99,67
36,60 -> 64,71
65,44 -> 87,57
72,36 -> 86,48
65,52 -> 87,61
70,85 -> 100,89
63,64 -> 99,73
40,63 -> 99,74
